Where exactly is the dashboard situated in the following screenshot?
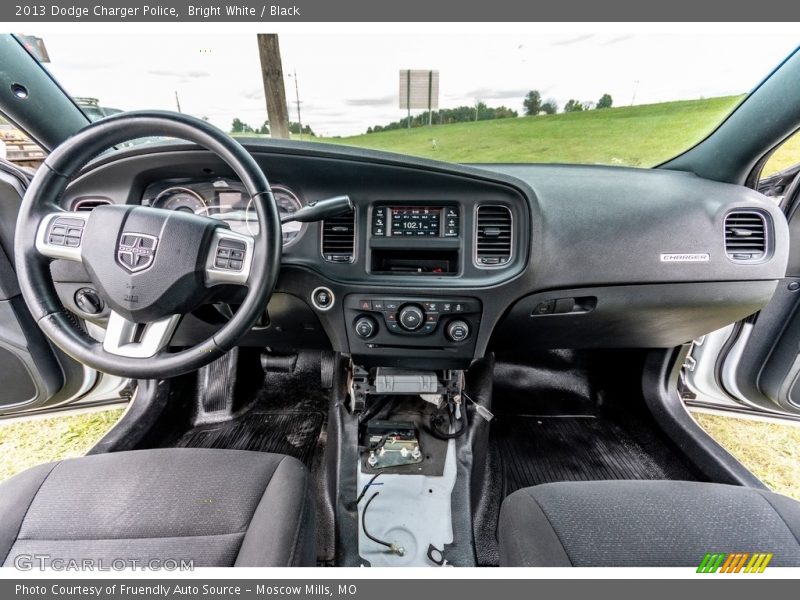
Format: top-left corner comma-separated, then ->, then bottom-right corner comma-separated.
50,140 -> 790,370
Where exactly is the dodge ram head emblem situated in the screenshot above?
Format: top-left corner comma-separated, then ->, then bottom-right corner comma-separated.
117,233 -> 158,273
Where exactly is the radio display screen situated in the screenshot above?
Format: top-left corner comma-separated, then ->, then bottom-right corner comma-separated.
389,206 -> 441,237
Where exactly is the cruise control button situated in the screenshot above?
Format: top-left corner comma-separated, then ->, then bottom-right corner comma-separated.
215,257 -> 228,269
229,259 -> 243,270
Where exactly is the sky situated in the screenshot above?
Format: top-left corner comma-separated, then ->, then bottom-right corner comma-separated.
36,32 -> 800,137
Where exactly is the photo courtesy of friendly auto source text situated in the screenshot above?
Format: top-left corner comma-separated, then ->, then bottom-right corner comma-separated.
0,0 -> 799,597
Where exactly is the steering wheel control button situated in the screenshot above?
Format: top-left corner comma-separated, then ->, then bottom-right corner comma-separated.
446,320 -> 471,342
312,287 -> 335,311
354,316 -> 377,339
74,288 -> 104,315
48,217 -> 84,247
214,239 -> 246,271
398,304 -> 425,331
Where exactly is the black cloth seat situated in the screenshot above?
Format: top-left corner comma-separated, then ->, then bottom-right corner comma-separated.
0,448 -> 315,567
499,480 -> 800,567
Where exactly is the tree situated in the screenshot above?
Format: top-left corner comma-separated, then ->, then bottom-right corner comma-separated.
289,122 -> 315,136
231,117 -> 247,133
564,99 -> 585,113
494,106 -> 518,119
258,121 -> 270,135
597,93 -> 613,109
541,99 -> 558,115
523,90 -> 542,116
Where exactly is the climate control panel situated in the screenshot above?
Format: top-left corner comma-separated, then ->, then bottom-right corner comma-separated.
344,295 -> 482,368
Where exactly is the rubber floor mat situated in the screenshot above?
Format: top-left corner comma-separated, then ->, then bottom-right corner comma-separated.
493,415 -> 674,495
175,410 -> 324,465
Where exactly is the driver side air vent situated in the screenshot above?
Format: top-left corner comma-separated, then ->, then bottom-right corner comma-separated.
725,211 -> 768,262
322,212 -> 356,263
475,205 -> 512,267
72,198 -> 112,212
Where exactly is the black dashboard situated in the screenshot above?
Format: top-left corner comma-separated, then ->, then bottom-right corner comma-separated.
50,140 -> 790,369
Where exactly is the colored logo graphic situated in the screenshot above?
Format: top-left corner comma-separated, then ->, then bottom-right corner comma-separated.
697,552 -> 773,573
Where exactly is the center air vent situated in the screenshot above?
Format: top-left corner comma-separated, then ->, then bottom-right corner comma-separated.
725,211 -> 768,262
72,198 -> 111,212
322,212 -> 356,263
475,205 -> 512,267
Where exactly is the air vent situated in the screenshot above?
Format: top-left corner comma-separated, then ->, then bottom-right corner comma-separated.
72,198 -> 111,212
322,212 -> 356,263
725,211 -> 768,262
475,205 -> 512,267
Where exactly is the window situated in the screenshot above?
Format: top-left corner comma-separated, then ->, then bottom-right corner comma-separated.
0,115 -> 45,170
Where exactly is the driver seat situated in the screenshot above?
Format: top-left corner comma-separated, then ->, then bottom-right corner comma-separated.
0,448 -> 315,567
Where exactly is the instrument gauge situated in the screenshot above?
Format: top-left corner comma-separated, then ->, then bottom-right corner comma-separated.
272,185 -> 304,245
152,187 -> 208,214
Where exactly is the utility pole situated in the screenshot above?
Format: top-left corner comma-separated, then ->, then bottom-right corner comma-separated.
289,69 -> 303,140
174,91 -> 181,113
257,34 -> 290,139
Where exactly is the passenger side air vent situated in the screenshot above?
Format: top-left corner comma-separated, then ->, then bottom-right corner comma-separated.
725,211 -> 768,262
72,198 -> 111,212
322,212 -> 356,263
475,205 -> 513,267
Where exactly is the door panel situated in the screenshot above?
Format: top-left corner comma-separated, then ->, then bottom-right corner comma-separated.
0,161 -> 94,415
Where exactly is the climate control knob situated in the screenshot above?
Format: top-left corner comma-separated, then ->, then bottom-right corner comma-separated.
446,319 -> 470,342
354,316 -> 377,339
398,304 -> 425,331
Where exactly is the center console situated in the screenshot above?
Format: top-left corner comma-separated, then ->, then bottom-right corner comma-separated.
369,203 -> 461,275
344,294 -> 481,368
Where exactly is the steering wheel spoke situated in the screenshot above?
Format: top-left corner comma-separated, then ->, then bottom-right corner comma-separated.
102,311 -> 181,358
205,228 -> 255,286
34,211 -> 89,262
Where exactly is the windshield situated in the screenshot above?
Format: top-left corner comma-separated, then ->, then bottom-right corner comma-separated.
20,32 -> 800,167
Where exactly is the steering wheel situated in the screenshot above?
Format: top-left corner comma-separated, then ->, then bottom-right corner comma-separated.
14,111 -> 282,379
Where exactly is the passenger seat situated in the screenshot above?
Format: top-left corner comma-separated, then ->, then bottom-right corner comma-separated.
498,480 -> 800,567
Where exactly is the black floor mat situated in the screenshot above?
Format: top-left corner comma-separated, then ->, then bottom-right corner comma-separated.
492,414 -> 687,495
174,410 -> 325,465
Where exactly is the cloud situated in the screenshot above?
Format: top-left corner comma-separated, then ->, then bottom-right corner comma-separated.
601,35 -> 634,46
148,69 -> 210,78
345,94 -> 395,107
551,34 -> 594,47
463,87 -> 531,100
240,87 -> 264,100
